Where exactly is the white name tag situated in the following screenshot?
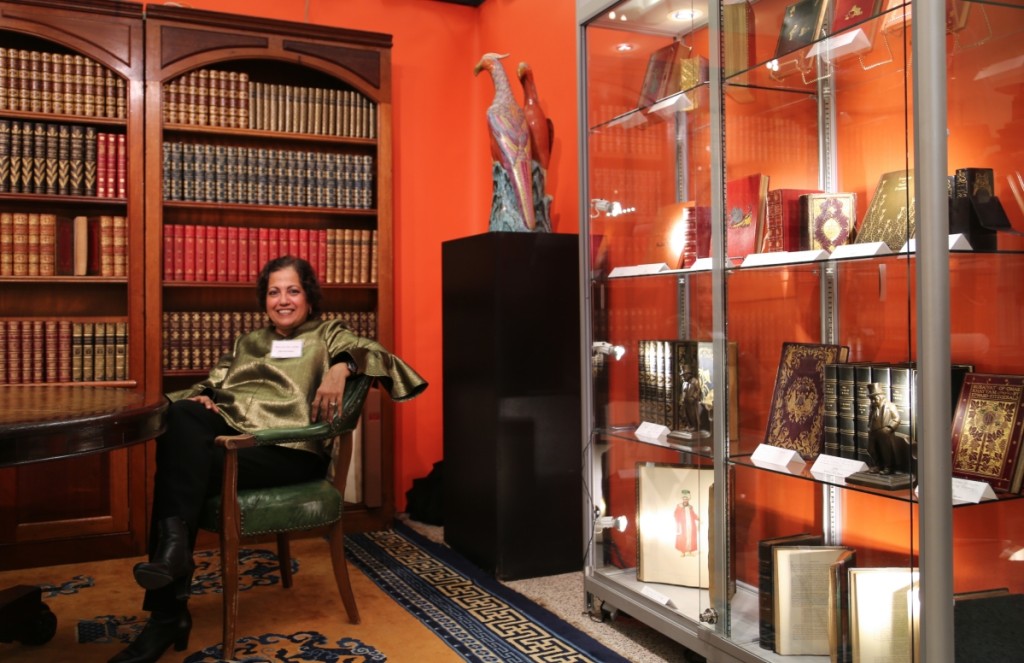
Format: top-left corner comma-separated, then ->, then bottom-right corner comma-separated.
270,339 -> 303,358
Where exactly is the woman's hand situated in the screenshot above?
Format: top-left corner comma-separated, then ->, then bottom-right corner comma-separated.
312,362 -> 352,422
187,394 -> 219,413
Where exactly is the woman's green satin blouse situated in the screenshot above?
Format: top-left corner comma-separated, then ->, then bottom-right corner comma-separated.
166,319 -> 427,457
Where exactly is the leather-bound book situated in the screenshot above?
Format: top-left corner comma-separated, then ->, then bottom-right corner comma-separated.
766,341 -> 850,459
801,192 -> 856,253
83,125 -> 97,196
0,212 -> 13,276
857,169 -> 915,251
763,188 -> 821,252
32,121 -> 46,194
725,172 -> 769,260
823,363 -> 840,456
69,124 -> 84,196
0,118 -> 10,193
57,123 -> 70,196
951,373 -> 1024,493
38,213 -> 56,277
758,532 -> 824,650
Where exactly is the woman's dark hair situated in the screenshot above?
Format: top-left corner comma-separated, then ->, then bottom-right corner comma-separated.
257,255 -> 323,317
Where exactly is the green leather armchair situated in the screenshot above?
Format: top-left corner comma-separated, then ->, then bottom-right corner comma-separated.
200,373 -> 372,659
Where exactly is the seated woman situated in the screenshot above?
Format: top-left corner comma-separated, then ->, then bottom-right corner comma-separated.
110,255 -> 427,663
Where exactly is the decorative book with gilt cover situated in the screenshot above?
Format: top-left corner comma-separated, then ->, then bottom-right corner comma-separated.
765,342 -> 850,459
801,192 -> 856,253
832,0 -> 883,33
726,173 -> 769,260
775,0 -> 828,58
951,373 -> 1024,493
856,170 -> 915,251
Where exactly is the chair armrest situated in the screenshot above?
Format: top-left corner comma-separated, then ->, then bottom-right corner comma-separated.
213,374 -> 374,450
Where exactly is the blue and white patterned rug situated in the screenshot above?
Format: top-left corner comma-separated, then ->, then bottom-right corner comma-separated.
345,522 -> 631,663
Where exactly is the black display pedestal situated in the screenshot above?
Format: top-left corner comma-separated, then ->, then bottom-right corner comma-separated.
442,232 -> 582,580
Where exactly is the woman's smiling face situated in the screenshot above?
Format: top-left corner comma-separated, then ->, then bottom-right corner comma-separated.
265,266 -> 310,336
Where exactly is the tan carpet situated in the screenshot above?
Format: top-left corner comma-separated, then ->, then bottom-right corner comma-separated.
0,537 -> 461,662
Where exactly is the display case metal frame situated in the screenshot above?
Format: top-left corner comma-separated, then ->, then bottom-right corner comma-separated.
576,0 -> 955,660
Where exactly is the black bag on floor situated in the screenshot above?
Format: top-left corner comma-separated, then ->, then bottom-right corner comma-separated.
406,460 -> 443,525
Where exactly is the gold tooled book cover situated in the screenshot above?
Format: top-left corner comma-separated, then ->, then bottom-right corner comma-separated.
857,169 -> 915,251
765,342 -> 850,459
802,192 -> 856,253
951,373 -> 1024,493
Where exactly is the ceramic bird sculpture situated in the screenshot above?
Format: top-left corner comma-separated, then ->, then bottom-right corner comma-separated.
518,61 -> 554,232
474,52 -> 536,232
517,62 -> 553,171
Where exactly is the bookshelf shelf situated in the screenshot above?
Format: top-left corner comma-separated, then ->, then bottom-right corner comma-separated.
163,123 -> 378,146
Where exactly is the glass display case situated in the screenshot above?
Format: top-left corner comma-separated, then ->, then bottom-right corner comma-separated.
577,1 -> 1024,661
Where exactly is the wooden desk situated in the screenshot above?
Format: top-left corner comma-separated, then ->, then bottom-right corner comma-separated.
0,386 -> 167,467
0,386 -> 167,646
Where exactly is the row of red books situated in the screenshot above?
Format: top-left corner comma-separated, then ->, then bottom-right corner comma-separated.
0,213 -> 127,278
162,309 -> 377,372
0,121 -> 126,198
0,319 -> 128,385
163,224 -> 377,286
0,47 -> 126,119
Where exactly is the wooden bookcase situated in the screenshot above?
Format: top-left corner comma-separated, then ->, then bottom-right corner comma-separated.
0,0 -> 148,569
142,5 -> 396,533
0,2 -> 397,570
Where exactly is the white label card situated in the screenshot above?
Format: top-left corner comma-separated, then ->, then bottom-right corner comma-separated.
810,454 -> 869,478
636,421 -> 671,441
750,443 -> 806,471
950,477 -> 998,504
270,339 -> 304,358
640,585 -> 675,608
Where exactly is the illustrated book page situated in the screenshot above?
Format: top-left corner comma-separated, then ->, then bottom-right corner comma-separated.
636,463 -> 714,588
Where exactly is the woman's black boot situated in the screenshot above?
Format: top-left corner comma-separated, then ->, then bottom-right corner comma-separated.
107,607 -> 191,663
133,516 -> 194,590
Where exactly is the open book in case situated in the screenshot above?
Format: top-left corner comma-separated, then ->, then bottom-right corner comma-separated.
579,0 -> 1024,661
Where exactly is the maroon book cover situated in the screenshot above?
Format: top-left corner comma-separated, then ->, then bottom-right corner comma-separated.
765,342 -> 851,459
763,188 -> 821,252
951,373 -> 1024,493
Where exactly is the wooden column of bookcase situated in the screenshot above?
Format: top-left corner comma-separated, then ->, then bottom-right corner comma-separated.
142,5 -> 395,533
0,0 -> 148,570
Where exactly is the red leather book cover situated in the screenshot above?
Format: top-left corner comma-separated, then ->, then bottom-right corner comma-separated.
952,373 -> 1024,493
205,225 -> 217,283
216,226 -> 229,281
725,173 -> 769,260
298,228 -> 311,265
54,215 -> 74,276
287,227 -> 300,260
162,225 -> 174,281
226,225 -> 239,282
182,224 -> 196,281
831,0 -> 882,34
248,228 -> 259,280
194,224 -> 207,282
267,227 -> 280,264
95,132 -> 108,198
317,228 -> 327,283
237,226 -> 249,283
258,227 -> 270,275
115,133 -> 126,198
168,223 -> 182,281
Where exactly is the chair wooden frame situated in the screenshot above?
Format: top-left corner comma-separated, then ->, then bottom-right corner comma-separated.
210,375 -> 370,659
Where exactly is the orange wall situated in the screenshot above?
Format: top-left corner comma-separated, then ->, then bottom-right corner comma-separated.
144,0 -> 580,510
